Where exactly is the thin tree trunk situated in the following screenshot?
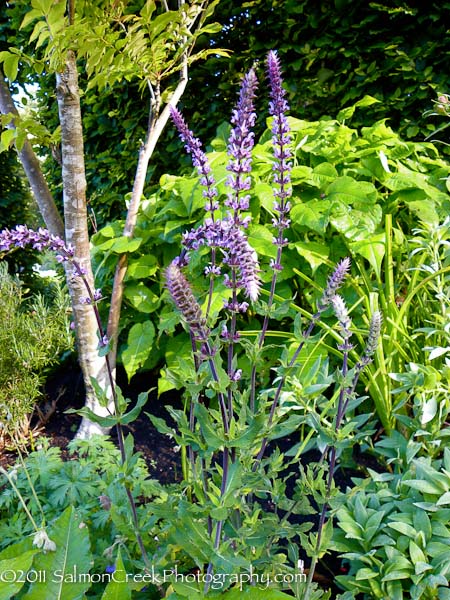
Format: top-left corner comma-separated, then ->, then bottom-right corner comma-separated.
56,50 -> 114,438
0,74 -> 64,237
106,64 -> 188,369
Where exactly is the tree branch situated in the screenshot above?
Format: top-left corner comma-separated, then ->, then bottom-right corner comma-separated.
0,73 -> 64,238
106,59 -> 188,366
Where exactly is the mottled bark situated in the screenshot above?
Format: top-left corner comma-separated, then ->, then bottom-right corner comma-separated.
56,51 -> 113,438
0,74 -> 64,237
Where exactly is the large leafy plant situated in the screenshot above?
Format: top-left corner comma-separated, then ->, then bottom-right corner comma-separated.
90,94 -> 450,435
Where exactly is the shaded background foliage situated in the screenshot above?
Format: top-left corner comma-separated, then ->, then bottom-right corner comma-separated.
4,0 -> 449,228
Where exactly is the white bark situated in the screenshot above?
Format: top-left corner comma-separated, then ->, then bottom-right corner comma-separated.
56,51 -> 114,438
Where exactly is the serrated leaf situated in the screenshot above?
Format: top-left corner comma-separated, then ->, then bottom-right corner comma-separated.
24,506 -> 92,600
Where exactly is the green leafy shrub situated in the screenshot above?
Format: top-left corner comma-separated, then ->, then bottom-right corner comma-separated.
331,446 -> 450,600
91,105 -> 450,408
0,263 -> 73,447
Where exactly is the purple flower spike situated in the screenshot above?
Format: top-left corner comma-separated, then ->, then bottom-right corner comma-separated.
225,67 -> 258,215
222,225 -> 260,302
266,51 -> 292,210
364,311 -> 382,358
0,225 -> 70,257
170,107 -> 218,212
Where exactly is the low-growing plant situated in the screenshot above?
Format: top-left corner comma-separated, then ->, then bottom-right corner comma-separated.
0,262 -> 73,448
331,444 -> 450,600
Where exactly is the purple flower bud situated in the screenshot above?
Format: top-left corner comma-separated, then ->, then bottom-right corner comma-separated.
93,288 -> 103,301
99,335 -> 109,348
165,262 -> 209,339
231,369 -> 242,382
318,258 -> 351,311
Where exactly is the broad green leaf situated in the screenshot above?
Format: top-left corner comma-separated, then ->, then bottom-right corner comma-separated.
0,129 -> 16,152
126,255 -> 158,280
349,233 -> 385,279
96,236 -> 142,254
337,95 -> 380,122
20,8 -> 42,29
327,176 -> 378,205
290,200 -> 330,234
24,506 -> 92,600
247,224 -> 277,258
2,53 -> 19,82
0,550 -> 38,599
355,568 -> 378,580
421,397 -> 437,424
292,241 -> 329,271
122,321 -> 155,380
124,283 -> 159,313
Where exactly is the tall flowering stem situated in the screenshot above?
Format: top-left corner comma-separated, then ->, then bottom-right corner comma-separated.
0,225 -> 152,571
223,67 -> 258,423
305,306 -> 382,599
253,258 -> 351,467
170,107 -> 219,318
250,50 -> 292,412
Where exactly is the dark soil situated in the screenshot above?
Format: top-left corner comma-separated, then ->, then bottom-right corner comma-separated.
0,363 -> 183,482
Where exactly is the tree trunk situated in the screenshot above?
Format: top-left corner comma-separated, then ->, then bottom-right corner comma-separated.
0,74 -> 64,237
56,51 -> 114,438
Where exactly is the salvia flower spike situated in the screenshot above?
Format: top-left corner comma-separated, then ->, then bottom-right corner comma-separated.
363,311 -> 383,361
318,257 -> 351,311
226,67 -> 258,215
170,106 -> 218,213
